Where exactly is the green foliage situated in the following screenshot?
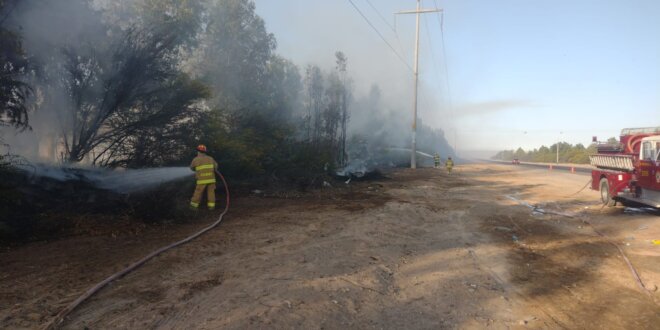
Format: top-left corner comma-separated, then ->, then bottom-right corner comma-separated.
493,138 -> 615,164
202,110 -> 290,178
197,0 -> 276,110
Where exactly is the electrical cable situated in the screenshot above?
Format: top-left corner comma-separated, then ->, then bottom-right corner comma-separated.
423,15 -> 440,78
363,0 -> 409,61
42,170 -> 231,330
428,2 -> 457,153
364,0 -> 396,32
346,0 -> 413,72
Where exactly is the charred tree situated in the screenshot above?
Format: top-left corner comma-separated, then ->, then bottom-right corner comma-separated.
0,0 -> 32,130
59,23 -> 208,166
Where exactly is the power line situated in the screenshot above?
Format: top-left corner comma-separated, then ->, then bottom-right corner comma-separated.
433,0 -> 452,111
437,10 -> 457,154
366,0 -> 411,64
364,0 -> 396,32
438,11 -> 453,115
432,0 -> 451,101
347,0 -> 413,72
423,15 -> 441,78
433,0 -> 444,29
364,0 -> 409,59
428,1 -> 456,154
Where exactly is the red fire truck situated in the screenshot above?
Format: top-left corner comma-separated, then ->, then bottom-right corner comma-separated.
590,127 -> 660,208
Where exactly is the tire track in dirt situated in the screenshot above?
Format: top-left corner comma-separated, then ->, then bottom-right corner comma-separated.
3,165 -> 659,329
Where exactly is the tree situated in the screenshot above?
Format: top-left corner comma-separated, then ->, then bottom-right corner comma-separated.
303,64 -> 324,144
0,0 -> 31,129
323,72 -> 341,147
335,51 -> 350,166
52,2 -> 208,165
263,55 -> 302,123
514,147 -> 526,160
494,141 -> 599,164
194,0 -> 275,112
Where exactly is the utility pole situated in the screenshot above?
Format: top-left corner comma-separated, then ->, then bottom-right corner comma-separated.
396,1 -> 441,169
556,131 -> 563,164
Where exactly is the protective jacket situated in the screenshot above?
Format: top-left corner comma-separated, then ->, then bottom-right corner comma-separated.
190,154 -> 218,185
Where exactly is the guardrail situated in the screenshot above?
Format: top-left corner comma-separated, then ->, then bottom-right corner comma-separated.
485,159 -> 592,174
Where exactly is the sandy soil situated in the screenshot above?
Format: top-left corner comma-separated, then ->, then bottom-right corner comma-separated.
1,164 -> 659,329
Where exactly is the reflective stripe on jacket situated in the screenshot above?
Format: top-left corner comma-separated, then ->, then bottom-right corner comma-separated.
190,154 -> 218,185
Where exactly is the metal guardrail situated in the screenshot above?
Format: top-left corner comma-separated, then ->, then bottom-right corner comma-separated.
484,159 -> 592,174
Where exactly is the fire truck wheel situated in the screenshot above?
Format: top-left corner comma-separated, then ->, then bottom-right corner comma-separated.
599,178 -> 616,207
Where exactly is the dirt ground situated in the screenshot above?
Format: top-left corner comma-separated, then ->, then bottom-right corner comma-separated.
1,163 -> 659,329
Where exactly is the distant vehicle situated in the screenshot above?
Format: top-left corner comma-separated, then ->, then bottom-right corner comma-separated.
590,127 -> 660,208
512,158 -> 520,165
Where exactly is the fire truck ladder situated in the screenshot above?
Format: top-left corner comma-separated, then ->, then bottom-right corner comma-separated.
589,154 -> 635,172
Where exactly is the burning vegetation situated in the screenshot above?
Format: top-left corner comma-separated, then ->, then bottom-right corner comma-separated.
0,0 -> 455,241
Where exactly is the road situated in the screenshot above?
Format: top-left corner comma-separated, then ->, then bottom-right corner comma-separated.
1,163 -> 659,329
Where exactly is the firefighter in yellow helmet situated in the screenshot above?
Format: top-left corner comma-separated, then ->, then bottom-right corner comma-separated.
189,144 -> 219,210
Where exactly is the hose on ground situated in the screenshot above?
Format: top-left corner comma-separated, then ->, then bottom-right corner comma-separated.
580,219 -> 657,303
565,178 -> 592,197
43,171 -> 231,330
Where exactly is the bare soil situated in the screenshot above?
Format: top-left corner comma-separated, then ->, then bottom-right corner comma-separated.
1,164 -> 659,329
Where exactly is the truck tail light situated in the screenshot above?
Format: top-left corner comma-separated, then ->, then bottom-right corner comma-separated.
618,174 -> 623,181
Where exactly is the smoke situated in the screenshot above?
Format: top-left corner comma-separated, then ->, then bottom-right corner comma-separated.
1,0 -> 456,173
453,99 -> 535,117
252,0 -> 457,169
0,0 -> 115,163
337,91 -> 452,176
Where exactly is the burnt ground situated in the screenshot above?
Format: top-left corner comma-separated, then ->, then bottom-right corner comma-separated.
1,164 -> 659,329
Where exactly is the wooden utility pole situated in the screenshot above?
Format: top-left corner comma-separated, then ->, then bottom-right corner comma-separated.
396,1 -> 441,169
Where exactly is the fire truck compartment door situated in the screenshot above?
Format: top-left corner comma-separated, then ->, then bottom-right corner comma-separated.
638,138 -> 660,191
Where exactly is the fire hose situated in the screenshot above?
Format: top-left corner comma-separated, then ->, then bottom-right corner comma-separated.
43,170 -> 230,330
565,179 -> 655,299
580,218 -> 657,303
566,178 -> 592,197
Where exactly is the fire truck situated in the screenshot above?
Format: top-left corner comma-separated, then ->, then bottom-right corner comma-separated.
590,127 -> 660,208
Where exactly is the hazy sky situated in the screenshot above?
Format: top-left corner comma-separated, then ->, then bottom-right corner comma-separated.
255,0 -> 660,153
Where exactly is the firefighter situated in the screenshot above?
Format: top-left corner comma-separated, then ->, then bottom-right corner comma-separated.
445,156 -> 454,174
434,153 -> 441,168
189,144 -> 219,210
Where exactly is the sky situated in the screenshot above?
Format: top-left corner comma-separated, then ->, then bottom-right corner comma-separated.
254,0 -> 660,155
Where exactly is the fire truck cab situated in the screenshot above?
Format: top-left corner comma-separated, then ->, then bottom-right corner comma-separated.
638,135 -> 660,190
590,127 -> 660,208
